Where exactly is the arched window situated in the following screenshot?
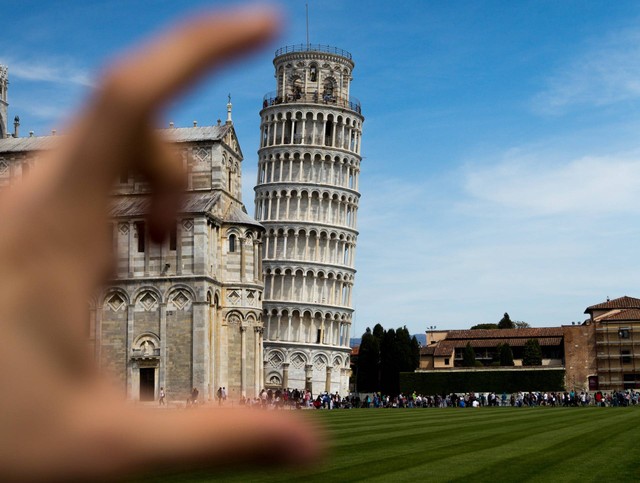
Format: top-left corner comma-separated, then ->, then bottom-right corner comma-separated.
229,234 -> 236,253
135,221 -> 146,252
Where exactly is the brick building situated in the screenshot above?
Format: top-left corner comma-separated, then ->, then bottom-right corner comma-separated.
421,328 -> 566,369
586,296 -> 640,390
420,325 -> 597,391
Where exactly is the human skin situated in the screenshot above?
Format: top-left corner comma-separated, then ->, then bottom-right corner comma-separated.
0,5 -> 320,482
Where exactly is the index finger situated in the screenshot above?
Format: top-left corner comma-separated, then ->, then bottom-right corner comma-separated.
102,5 -> 281,117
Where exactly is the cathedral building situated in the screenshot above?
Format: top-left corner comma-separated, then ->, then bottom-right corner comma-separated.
254,45 -> 364,395
0,68 -> 264,403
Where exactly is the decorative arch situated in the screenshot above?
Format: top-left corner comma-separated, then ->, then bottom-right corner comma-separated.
131,287 -> 161,312
166,287 -> 193,311
103,288 -> 130,312
266,372 -> 282,387
266,349 -> 285,369
225,310 -> 243,326
312,353 -> 328,371
165,284 -> 197,303
290,352 -> 308,369
133,332 -> 160,357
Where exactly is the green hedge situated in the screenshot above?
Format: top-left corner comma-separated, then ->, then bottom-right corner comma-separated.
400,369 -> 565,394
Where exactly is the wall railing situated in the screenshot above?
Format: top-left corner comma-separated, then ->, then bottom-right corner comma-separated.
262,91 -> 361,114
275,44 -> 352,60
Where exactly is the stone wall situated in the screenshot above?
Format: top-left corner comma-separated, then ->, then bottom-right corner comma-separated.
563,323 -> 596,391
100,297 -> 128,389
166,306 -> 193,398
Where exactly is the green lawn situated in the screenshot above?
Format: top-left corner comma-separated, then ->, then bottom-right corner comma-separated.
138,407 -> 640,482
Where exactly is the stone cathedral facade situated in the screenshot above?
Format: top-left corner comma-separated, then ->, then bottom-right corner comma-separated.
96,115 -> 265,403
255,45 -> 364,396
0,67 -> 264,402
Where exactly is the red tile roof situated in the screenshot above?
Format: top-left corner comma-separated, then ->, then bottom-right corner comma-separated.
597,309 -> 640,321
421,327 -> 565,359
420,346 -> 436,356
585,296 -> 640,313
434,338 -> 562,353
445,328 -> 563,340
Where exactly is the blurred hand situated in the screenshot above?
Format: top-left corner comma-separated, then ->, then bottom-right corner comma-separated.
0,6 -> 319,481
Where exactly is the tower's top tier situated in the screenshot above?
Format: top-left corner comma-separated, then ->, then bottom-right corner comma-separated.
264,44 -> 361,114
274,44 -> 353,61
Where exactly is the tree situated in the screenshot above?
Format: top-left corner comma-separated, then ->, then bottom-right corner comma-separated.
514,321 -> 531,329
462,342 -> 476,367
372,323 -> 385,388
410,335 -> 420,370
376,326 -> 423,395
470,323 -> 499,330
522,338 -> 543,366
372,323 -> 385,342
379,328 -> 398,395
498,312 -> 515,329
498,343 -> 514,366
356,328 -> 380,392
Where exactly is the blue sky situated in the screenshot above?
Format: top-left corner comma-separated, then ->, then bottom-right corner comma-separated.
3,1 -> 640,335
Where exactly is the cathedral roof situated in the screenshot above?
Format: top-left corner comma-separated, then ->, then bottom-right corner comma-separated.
110,191 -> 220,217
161,125 -> 230,143
109,191 -> 262,228
0,135 -> 58,153
222,203 -> 263,228
0,125 -> 230,153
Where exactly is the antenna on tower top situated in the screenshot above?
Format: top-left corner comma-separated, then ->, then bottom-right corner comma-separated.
306,3 -> 310,47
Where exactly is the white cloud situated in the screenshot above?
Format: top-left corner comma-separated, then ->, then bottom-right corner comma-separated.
0,57 -> 93,87
533,29 -> 640,113
462,150 -> 640,216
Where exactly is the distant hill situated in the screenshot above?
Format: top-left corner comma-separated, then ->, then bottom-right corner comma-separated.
350,333 -> 426,348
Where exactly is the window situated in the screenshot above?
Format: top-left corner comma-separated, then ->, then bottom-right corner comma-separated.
135,221 -> 145,252
229,234 -> 236,253
109,223 -> 114,253
621,350 -> 632,364
623,374 -> 640,389
619,328 -> 630,339
444,358 -> 450,366
169,225 -> 177,251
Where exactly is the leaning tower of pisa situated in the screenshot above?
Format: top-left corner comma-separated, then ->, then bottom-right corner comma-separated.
254,44 -> 363,396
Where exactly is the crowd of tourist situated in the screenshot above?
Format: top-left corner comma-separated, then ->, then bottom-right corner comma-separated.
230,388 -> 640,409
343,389 -> 640,408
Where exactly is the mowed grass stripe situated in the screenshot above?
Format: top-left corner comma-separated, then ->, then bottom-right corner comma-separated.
328,408 -> 580,450
354,409 -> 639,482
134,408 -> 640,482
311,409 -> 594,480
448,409 -> 640,482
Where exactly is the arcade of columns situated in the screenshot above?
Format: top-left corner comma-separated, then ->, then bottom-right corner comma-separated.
255,44 -> 364,395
